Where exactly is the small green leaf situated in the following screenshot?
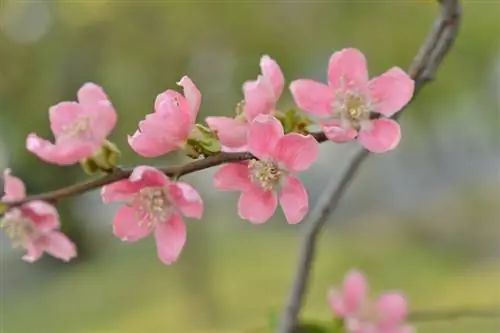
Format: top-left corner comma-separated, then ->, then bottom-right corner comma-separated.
185,124 -> 221,158
276,109 -> 312,135
80,140 -> 121,175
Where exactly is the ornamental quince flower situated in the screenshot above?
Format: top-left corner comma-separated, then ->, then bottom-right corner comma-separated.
328,270 -> 414,333
290,48 -> 414,153
213,114 -> 318,224
26,83 -> 117,165
101,166 -> 203,265
0,169 -> 77,262
206,55 -> 284,152
128,76 -> 201,157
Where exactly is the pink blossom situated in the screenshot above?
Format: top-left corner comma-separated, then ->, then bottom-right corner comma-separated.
101,166 -> 203,264
213,114 -> 318,224
0,169 -> 76,262
290,48 -> 414,153
329,270 -> 414,333
128,76 -> 201,157
26,83 -> 117,165
206,55 -> 284,152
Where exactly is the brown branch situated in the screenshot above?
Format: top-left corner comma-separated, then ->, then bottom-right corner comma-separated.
277,1 -> 462,332
3,132 -> 328,210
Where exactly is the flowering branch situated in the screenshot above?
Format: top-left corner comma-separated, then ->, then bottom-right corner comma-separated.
277,0 -> 462,331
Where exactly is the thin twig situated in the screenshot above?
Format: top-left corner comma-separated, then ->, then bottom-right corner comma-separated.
2,133 -> 328,210
277,1 -> 462,332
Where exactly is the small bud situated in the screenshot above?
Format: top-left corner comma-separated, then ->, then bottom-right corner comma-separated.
184,124 -> 221,159
80,140 -> 121,175
275,108 -> 312,135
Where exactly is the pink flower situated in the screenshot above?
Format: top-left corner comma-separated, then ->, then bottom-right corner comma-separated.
328,270 -> 414,333
128,76 -> 201,157
101,166 -> 203,264
290,48 -> 414,153
206,55 -> 284,152
26,83 -> 117,165
213,114 -> 318,224
0,169 -> 77,262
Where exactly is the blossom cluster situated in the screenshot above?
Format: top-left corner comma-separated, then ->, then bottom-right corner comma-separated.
0,48 -> 414,265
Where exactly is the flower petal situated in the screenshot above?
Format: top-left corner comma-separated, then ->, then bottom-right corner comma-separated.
274,133 -> 319,172
154,214 -> 186,265
279,176 -> 308,224
177,76 -> 201,120
237,186 -> 277,224
342,269 -> 368,315
25,200 -> 60,231
213,163 -> 252,192
112,205 -> 152,242
101,180 -> 140,203
128,129 -> 179,158
43,231 -> 77,262
376,292 -> 408,327
48,102 -> 85,137
87,99 -> 117,141
358,118 -> 401,153
169,182 -> 204,219
129,166 -> 169,187
260,55 -> 284,99
2,168 -> 26,201
328,288 -> 349,317
289,79 -> 333,117
369,67 -> 415,117
243,77 -> 275,121
22,242 -> 44,263
248,114 -> 284,160
26,133 -> 96,165
321,120 -> 358,143
328,48 -> 369,90
77,82 -> 109,105
205,116 -> 248,149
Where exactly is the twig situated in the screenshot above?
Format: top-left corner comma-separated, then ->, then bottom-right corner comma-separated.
277,1 -> 462,332
2,132 -> 328,210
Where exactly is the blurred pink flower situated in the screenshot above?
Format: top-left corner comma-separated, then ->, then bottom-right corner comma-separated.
206,55 -> 284,152
290,48 -> 414,153
128,76 -> 201,157
101,166 -> 203,264
213,114 -> 318,224
26,83 -> 117,165
1,169 -> 76,262
329,270 -> 414,333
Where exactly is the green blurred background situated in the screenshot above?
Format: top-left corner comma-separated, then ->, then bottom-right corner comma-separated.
0,1 -> 499,332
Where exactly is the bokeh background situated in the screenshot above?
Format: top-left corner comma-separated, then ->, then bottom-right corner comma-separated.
1,1 -> 499,332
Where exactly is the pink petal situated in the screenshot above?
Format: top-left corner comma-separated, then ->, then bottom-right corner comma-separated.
48,102 -> 85,137
43,231 -> 77,262
328,48 -> 369,91
237,185 -> 277,224
243,77 -> 275,122
77,82 -> 109,105
248,114 -> 284,160
129,166 -> 169,187
154,214 -> 186,265
321,120 -> 358,143
168,182 -> 204,219
112,205 -> 152,242
22,242 -> 44,263
205,116 -> 248,149
342,270 -> 368,315
87,99 -> 118,141
26,133 -> 96,165
358,119 -> 401,153
279,176 -> 308,224
177,76 -> 201,120
101,180 -> 140,203
273,133 -> 319,172
260,55 -> 284,99
213,163 -> 252,191
25,201 -> 60,231
128,130 -> 179,158
376,293 -> 408,327
2,168 -> 26,201
289,79 -> 333,117
328,288 -> 349,317
369,67 -> 415,117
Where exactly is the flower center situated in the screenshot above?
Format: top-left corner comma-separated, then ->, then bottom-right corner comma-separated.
133,187 -> 172,228
0,215 -> 37,248
60,115 -> 93,141
332,90 -> 371,131
248,159 -> 285,191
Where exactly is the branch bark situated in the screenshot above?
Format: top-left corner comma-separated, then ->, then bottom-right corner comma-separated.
277,1 -> 462,332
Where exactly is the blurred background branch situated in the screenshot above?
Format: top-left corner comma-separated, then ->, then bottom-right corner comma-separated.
278,1 -> 462,332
